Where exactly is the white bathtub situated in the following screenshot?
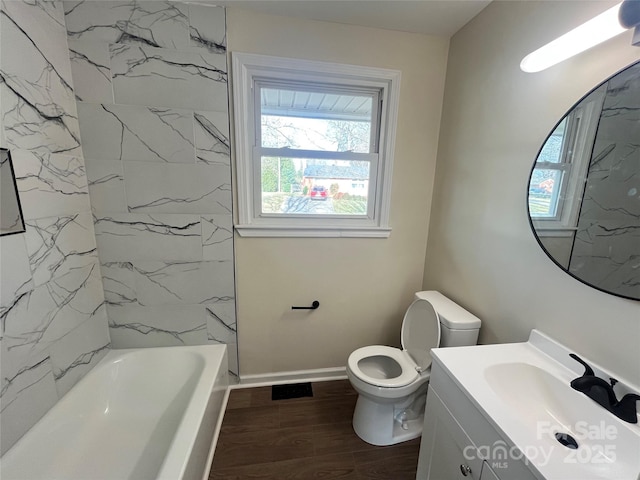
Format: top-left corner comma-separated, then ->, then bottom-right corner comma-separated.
1,345 -> 229,480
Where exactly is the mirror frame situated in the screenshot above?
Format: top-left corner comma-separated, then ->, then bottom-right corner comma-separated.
526,60 -> 640,302
0,148 -> 26,237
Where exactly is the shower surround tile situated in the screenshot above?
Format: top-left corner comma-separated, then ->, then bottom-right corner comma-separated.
64,1 -> 190,49
93,213 -> 202,261
66,2 -> 236,374
202,214 -> 234,261
0,346 -> 58,456
101,260 -> 234,307
188,4 -> 226,53
84,158 -> 128,213
0,234 -> 34,322
2,260 -> 106,361
194,110 -> 230,166
49,312 -> 110,397
110,43 -> 228,112
206,301 -> 237,345
1,1 -> 81,157
123,162 -> 231,214
1,0 -> 110,453
107,304 -> 208,348
24,212 -> 98,287
11,150 -> 91,220
67,40 -> 113,103
77,102 -> 195,163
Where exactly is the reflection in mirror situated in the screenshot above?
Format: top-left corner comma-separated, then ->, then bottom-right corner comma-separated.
528,61 -> 639,301
0,149 -> 25,236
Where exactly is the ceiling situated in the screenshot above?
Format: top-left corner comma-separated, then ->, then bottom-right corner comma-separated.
213,0 -> 492,37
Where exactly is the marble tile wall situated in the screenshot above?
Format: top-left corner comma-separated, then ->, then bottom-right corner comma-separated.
569,63 -> 640,299
0,0 -> 110,454
62,2 -> 238,374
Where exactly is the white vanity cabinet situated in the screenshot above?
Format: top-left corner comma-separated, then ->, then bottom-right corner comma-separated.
416,360 -> 539,480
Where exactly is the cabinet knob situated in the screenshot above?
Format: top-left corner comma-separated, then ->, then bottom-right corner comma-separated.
460,464 -> 472,477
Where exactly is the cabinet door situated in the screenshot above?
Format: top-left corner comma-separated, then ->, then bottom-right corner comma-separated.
479,461 -> 500,480
417,387 -> 483,480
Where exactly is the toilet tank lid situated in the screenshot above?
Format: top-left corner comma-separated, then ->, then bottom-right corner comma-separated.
414,291 -> 481,330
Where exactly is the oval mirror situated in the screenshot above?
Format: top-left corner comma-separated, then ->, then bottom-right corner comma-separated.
527,61 -> 639,301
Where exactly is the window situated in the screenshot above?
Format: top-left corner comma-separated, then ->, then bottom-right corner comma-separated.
528,85 -> 605,235
232,53 -> 401,237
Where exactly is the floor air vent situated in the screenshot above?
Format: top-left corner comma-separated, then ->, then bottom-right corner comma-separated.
272,382 -> 313,400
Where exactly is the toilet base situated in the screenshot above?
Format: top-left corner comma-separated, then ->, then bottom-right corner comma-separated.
351,388 -> 426,446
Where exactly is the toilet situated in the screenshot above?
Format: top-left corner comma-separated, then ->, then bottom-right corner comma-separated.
346,290 -> 481,446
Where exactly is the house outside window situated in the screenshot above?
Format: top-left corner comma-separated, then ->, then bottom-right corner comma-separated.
232,53 -> 401,237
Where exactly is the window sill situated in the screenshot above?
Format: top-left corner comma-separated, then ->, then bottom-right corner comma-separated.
533,227 -> 577,237
235,224 -> 391,238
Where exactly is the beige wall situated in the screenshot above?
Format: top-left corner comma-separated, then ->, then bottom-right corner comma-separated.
424,1 -> 640,385
227,9 -> 449,376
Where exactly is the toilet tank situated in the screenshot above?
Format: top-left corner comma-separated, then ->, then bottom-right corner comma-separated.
414,291 -> 481,347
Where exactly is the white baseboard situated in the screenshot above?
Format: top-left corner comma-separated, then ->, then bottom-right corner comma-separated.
233,366 -> 347,389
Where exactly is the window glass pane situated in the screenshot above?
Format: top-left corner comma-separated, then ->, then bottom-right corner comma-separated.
261,157 -> 370,215
260,86 -> 373,153
537,118 -> 567,164
528,168 -> 564,217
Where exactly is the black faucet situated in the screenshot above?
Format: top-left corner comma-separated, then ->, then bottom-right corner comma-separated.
569,353 -> 640,424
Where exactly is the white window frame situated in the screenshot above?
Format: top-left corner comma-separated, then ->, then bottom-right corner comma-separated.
232,52 -> 401,238
531,86 -> 605,237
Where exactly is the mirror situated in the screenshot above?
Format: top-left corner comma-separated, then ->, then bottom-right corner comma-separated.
0,148 -> 25,236
528,61 -> 639,301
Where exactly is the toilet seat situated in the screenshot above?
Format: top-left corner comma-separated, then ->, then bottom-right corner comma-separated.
348,345 -> 419,388
347,298 -> 441,389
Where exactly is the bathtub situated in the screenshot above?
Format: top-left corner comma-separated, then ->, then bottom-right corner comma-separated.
1,345 -> 229,480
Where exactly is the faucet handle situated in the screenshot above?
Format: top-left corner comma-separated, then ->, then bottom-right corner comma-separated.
569,353 -> 595,376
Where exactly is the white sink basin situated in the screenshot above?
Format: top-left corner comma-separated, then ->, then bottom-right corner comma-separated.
432,331 -> 640,480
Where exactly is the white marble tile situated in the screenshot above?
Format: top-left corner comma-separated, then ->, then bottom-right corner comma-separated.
49,310 -> 110,397
77,102 -> 195,163
12,150 -> 90,220
1,2 -> 81,156
84,158 -> 127,213
201,214 -> 233,261
132,260 -> 235,305
100,261 -> 137,306
0,347 -> 57,456
107,304 -> 207,348
226,343 -> 239,377
93,213 -> 201,261
1,83 -> 81,158
110,43 -> 228,112
205,301 -> 236,345
0,234 -> 34,331
123,162 -> 231,214
24,213 -> 98,287
188,4 -> 226,53
64,1 -> 190,49
2,259 -> 105,361
67,39 -> 113,104
194,111 -> 230,166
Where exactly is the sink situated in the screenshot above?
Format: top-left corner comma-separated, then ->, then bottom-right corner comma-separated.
485,362 -> 638,473
431,330 -> 640,480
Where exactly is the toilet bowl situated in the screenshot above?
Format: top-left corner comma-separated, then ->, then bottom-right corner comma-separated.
346,291 -> 481,446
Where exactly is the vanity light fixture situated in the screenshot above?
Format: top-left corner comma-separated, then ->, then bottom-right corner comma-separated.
520,2 -> 626,73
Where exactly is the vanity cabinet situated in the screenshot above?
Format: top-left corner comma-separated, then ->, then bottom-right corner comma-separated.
416,362 -> 539,480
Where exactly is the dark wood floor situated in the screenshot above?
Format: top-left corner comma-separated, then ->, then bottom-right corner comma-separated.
210,379 -> 421,479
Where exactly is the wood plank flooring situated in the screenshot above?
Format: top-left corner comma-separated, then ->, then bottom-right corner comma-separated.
210,380 -> 421,479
